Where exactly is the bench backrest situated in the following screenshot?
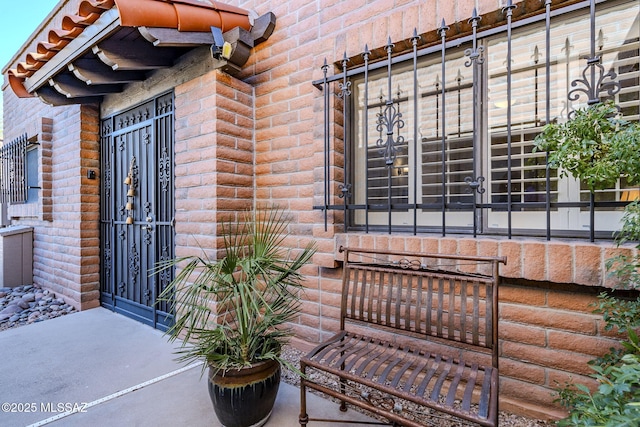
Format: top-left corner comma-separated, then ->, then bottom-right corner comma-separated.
340,247 -> 505,367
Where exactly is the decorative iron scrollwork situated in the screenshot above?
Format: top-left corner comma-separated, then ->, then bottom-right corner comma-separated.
568,57 -> 620,106
103,245 -> 112,277
376,38 -> 406,167
465,176 -> 486,194
359,390 -> 402,414
159,148 -> 171,192
464,9 -> 484,67
159,246 -> 171,290
143,228 -> 152,245
338,183 -> 352,199
376,102 -> 405,166
568,0 -> 621,111
396,258 -> 423,270
338,52 -> 352,99
129,243 -> 140,285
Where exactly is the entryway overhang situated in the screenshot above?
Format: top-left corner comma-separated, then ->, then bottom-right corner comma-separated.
7,0 -> 275,106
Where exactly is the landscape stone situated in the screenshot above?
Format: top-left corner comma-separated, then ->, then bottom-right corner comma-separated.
0,284 -> 77,332
1,304 -> 23,315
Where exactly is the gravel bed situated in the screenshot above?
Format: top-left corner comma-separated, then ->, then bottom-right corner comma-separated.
280,345 -> 554,427
0,284 -> 77,332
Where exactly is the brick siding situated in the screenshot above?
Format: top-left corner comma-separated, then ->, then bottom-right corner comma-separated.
2,0 -> 636,420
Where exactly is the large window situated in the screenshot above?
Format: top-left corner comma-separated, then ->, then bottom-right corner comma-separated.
345,0 -> 640,236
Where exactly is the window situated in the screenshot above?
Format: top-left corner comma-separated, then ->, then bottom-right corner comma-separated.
0,134 -> 39,205
319,0 -> 640,238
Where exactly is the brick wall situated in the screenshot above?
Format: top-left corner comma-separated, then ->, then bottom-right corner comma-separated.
2,84 -> 101,309
174,70 -> 255,258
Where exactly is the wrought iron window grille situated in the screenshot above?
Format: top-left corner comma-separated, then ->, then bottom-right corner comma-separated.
0,134 -> 32,205
313,0 -> 640,241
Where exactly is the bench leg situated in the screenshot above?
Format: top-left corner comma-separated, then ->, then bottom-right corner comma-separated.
299,362 -> 309,426
339,377 -> 347,412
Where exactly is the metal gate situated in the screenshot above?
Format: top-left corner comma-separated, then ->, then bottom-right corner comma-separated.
100,92 -> 175,330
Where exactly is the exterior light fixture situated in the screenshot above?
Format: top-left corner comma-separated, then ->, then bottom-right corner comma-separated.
211,27 -> 233,60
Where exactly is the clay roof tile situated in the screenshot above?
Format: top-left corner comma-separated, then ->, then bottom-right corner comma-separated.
7,0 -> 253,99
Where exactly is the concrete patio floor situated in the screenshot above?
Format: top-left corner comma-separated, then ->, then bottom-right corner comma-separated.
0,307 -> 376,427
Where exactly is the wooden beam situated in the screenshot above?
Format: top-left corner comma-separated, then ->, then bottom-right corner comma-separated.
69,56 -> 147,84
35,86 -> 102,106
251,12 -> 276,46
48,72 -> 123,97
92,38 -> 179,70
138,27 -> 213,47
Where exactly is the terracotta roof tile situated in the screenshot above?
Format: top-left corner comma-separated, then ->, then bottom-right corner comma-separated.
8,0 -> 252,98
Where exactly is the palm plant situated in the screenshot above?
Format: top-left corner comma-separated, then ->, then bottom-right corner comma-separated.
156,207 -> 316,374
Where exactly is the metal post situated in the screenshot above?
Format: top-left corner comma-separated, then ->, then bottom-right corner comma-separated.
439,20 -> 449,237
504,0 -> 516,239
363,46 -> 371,234
412,29 -> 420,236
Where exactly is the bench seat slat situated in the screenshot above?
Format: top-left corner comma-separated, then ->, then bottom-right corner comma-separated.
402,353 -> 431,393
462,363 -> 480,412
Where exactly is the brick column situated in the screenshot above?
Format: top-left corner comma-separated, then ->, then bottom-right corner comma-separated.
174,70 -> 255,258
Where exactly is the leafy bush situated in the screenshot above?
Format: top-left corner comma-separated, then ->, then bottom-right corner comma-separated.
537,101 -> 640,425
533,101 -> 640,192
607,201 -> 640,289
555,294 -> 640,426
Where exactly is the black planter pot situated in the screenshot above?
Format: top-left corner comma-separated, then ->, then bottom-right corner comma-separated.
207,359 -> 281,427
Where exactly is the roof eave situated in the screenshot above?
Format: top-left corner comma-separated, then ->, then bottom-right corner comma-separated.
23,8 -> 122,94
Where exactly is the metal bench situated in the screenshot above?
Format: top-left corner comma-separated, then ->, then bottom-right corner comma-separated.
299,246 -> 506,427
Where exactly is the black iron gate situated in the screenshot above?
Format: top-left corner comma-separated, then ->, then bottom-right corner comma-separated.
100,92 -> 175,330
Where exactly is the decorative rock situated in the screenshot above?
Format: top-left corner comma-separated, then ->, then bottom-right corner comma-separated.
0,284 -> 77,332
22,293 -> 36,302
1,304 -> 23,315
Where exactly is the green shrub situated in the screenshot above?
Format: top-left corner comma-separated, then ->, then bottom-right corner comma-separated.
555,294 -> 640,426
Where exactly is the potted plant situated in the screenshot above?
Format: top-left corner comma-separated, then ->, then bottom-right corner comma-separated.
156,207 -> 316,427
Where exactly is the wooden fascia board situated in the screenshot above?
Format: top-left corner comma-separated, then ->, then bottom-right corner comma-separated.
24,8 -> 121,94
